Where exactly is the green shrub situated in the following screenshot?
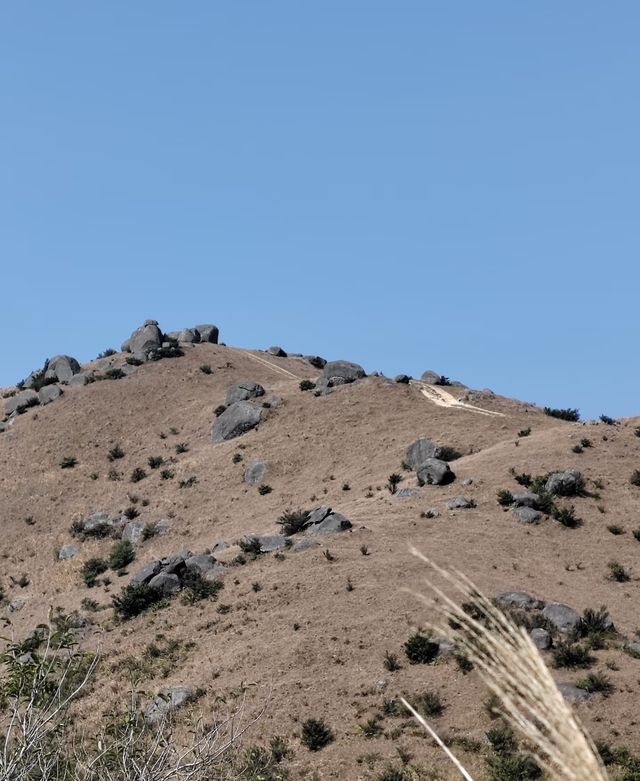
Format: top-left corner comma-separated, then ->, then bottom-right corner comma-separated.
239,537 -> 263,556
82,558 -> 108,588
575,606 -> 614,645
553,640 -> 594,668
517,428 -> 531,438
607,524 -> 625,535
631,470 -> 640,487
512,472 -> 532,487
387,473 -> 403,494
258,484 -> 272,495
142,522 -> 160,541
435,375 -> 452,386
497,489 -> 514,507
123,506 -> 139,520
383,651 -> 401,671
148,455 -> 163,469
199,364 -> 213,374
413,690 -> 444,716
300,718 -> 333,751
277,509 -> 310,536
543,407 -> 580,422
575,672 -> 614,694
600,414 -> 617,425
376,769 -> 410,781
181,571 -> 223,605
552,505 -> 581,528
404,632 -> 439,664
60,456 -> 77,469
109,541 -> 135,571
486,752 -> 541,781
608,561 -> 630,582
102,368 -> 125,380
97,348 -> 117,358
112,583 -> 165,619
175,442 -> 189,454
232,452 -> 243,464
359,716 -> 383,738
130,467 -> 147,483
486,725 -> 517,755
580,438 -> 593,448
160,468 -> 174,480
214,405 -> 227,417
25,369 -> 58,392
179,476 -> 197,488
125,356 -> 143,366
108,468 -> 122,481
149,346 -> 184,361
299,379 -> 316,391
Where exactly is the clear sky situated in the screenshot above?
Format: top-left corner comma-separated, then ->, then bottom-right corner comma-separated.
1,3 -> 638,420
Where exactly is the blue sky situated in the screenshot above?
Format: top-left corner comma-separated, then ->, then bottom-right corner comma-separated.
1,3 -> 638,420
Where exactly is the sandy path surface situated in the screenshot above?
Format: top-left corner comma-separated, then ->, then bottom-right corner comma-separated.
411,380 -> 505,417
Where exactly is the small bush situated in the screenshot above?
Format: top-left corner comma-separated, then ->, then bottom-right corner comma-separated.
387,473 -> 403,494
600,414 -> 617,426
232,452 -> 243,464
102,368 -> 125,380
413,690 -> 444,716
181,571 -> 223,605
497,489 -> 514,507
485,725 -> 517,755
199,364 -> 213,374
359,716 -> 383,738
633,529 -> 640,542
277,509 -> 310,536
97,348 -> 117,358
552,505 -> 581,528
512,472 -> 532,487
82,558 -> 108,588
160,468 -> 175,480
148,455 -> 164,469
179,476 -> 197,488
125,356 -> 143,366
435,375 -> 452,386
258,484 -> 273,495
142,522 -> 159,541
299,379 -> 316,391
486,753 -> 542,781
608,561 -> 630,582
607,524 -> 625,535
123,506 -> 139,520
517,428 -> 531,438
553,640 -> 594,668
300,718 -> 334,752
149,346 -> 184,361
175,442 -> 189,454
576,672 -> 614,694
575,606 -> 613,644
107,444 -> 125,461
239,537 -> 263,557
108,468 -> 122,481
572,444 -> 583,454
544,407 -> 580,422
112,583 -> 165,619
383,651 -> 401,671
60,456 -> 77,469
630,470 -> 640,487
109,540 -> 135,571
214,405 -> 227,417
130,467 -> 147,483
404,632 -> 439,664
581,438 -> 593,448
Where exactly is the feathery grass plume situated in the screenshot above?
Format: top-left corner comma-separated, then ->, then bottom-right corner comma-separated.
403,545 -> 609,781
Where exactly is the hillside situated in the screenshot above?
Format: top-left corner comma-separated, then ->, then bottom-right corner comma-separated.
1,320 -> 640,781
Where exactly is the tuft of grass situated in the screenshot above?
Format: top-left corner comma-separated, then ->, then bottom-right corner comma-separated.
82,558 -> 108,588
517,428 -> 531,438
404,632 -> 439,664
232,452 -> 243,464
123,506 -> 139,520
387,473 -> 403,494
552,505 -> 581,528
607,561 -> 630,582
60,456 -> 78,469
199,364 -> 213,374
383,651 -> 401,671
175,442 -> 189,454
300,718 -> 334,752
497,489 -> 514,507
258,484 -> 272,495
607,524 -> 625,536
130,467 -> 147,483
112,583 -> 165,619
575,672 -> 614,695
277,509 -> 310,536
299,379 -> 316,391
630,470 -> 640,487
109,540 -> 135,571
413,690 -> 444,717
160,468 -> 174,480
148,455 -> 164,469
107,444 -> 125,461
553,641 -> 594,669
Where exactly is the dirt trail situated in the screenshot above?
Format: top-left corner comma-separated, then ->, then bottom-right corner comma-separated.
243,350 -> 304,380
411,380 -> 505,417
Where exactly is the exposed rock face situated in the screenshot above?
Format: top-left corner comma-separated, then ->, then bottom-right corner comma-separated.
45,355 -> 81,383
225,382 -> 265,405
131,560 -> 162,585
394,374 -> 411,384
416,458 -> 454,486
122,522 -> 144,545
405,438 -> 443,470
185,554 -> 217,574
38,384 -> 63,405
194,324 -> 219,343
58,543 -> 79,561
144,686 -> 195,725
557,683 -> 591,703
302,506 -> 353,536
512,491 -> 540,508
123,320 -> 163,360
211,401 -> 263,442
178,328 -> 199,343
321,360 -> 365,383
304,355 -> 326,369
267,346 -> 287,357
542,602 -> 581,634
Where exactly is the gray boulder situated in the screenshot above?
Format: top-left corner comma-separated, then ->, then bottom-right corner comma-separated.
9,597 -> 26,612
69,372 -> 90,386
131,560 -> 162,585
122,522 -> 144,545
211,401 -> 262,443
394,374 -> 411,384
292,538 -> 320,552
312,378 -> 335,396
512,491 -> 540,508
405,438 -> 443,470
5,389 -> 38,415
185,554 -> 217,574
267,346 -> 287,357
81,511 -> 121,535
178,328 -> 199,343
626,641 -> 640,657
145,686 -> 195,725
225,382 -> 265,405
160,551 -> 192,575
305,506 -> 332,527
244,460 -> 267,485
447,496 -> 474,510
46,355 -> 81,383
542,602 -> 581,634
396,487 -> 423,498
38,384 -> 63,405
58,543 -> 79,561
545,470 -> 584,496
306,511 -> 352,535
304,355 -> 326,369
420,370 -> 441,384
194,324 -> 219,344
244,534 -> 289,553
557,683 -> 591,704
530,628 -> 552,651
322,360 -> 365,383
148,572 -> 181,595
512,506 -> 541,524
416,458 -> 454,486
124,320 -> 163,360
496,591 -> 540,610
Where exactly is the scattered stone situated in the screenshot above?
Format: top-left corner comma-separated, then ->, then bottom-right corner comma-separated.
306,511 -> 352,535
305,506 -> 332,527
530,628 -> 552,651
545,470 -> 583,496
194,324 -> 219,343
322,360 -> 366,383
225,382 -> 265,405
542,602 -> 581,634
496,592 -> 540,610
267,346 -> 287,357
394,374 -> 411,384
416,458 -> 454,486
38,384 -> 63,405
145,686 -> 195,725
122,522 -> 144,545
420,370 -> 441,384
58,543 -> 79,561
446,496 -> 474,510
557,683 -> 591,704
9,597 -> 26,612
4,389 -> 38,415
405,438 -> 443,470
244,460 -> 267,485
211,401 -> 263,442
421,509 -> 440,518
512,491 -> 540,508
148,572 -> 181,595
131,560 -> 162,585
185,554 -> 217,574
312,378 -> 335,396
461,478 -> 474,486
304,355 -> 326,369
512,506 -> 541,524
46,355 -> 81,383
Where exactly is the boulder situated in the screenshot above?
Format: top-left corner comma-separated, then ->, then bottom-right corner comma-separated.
194,324 -> 219,344
313,378 -> 335,396
512,506 -> 541,524
512,491 -> 540,508
267,346 -> 287,357
545,470 -> 584,496
244,534 -> 289,553
46,355 -> 81,383
69,372 -> 90,386
178,328 -> 199,343
124,321 -> 163,360
185,554 -> 217,574
244,460 -> 267,485
292,538 -> 320,552
160,551 -> 192,576
306,511 -> 352,535
530,628 -> 552,651
416,458 -> 454,486
304,355 -> 326,369
557,683 -> 591,704
405,438 -> 443,470
420,370 -> 441,384
394,374 -> 411,384
131,560 -> 162,585
542,602 -> 581,634
396,487 -> 423,498
447,496 -> 474,510
5,389 -> 39,415
144,686 -> 195,725
38,384 -> 62,405
211,401 -> 263,443
122,522 -> 144,545
81,511 -> 121,535
225,382 -> 265,405
322,360 -> 365,383
9,597 -> 26,612
496,592 -> 540,610
148,572 -> 181,595
58,543 -> 79,561
626,641 -> 640,657
306,506 -> 332,527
